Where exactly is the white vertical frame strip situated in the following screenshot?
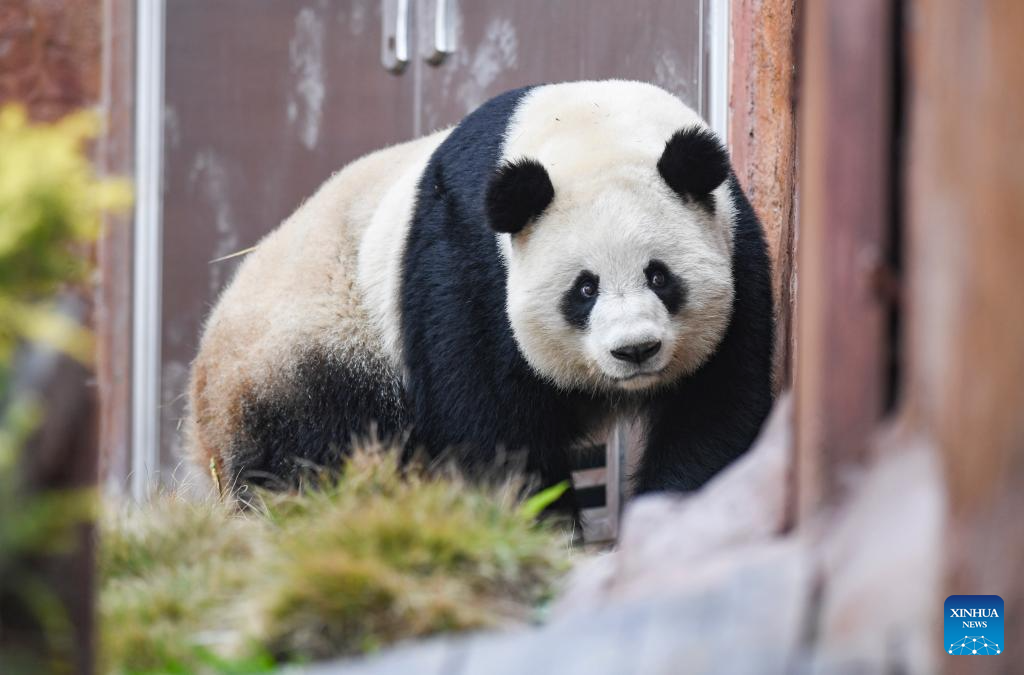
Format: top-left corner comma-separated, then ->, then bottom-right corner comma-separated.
132,0 -> 166,501
708,0 -> 730,142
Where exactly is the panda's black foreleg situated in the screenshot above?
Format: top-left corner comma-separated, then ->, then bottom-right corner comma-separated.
632,320 -> 773,494
634,383 -> 770,494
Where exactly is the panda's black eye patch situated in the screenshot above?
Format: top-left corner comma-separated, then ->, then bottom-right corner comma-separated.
561,271 -> 599,329
645,260 -> 686,315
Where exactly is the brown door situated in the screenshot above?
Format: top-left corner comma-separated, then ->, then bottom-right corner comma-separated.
416,0 -> 708,132
148,0 -> 714,489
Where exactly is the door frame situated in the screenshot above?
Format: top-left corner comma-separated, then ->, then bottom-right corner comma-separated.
707,0 -> 730,141
131,0 -> 166,500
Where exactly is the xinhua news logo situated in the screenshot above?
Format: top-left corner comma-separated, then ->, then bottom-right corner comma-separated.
945,595 -> 1004,656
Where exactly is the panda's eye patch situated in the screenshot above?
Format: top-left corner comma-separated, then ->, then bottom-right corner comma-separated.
561,270 -> 599,329
644,260 -> 687,315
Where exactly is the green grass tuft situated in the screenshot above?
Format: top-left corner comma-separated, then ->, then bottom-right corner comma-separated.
99,448 -> 573,673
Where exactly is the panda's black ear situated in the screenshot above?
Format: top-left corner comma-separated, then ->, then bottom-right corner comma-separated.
485,158 -> 554,234
657,127 -> 730,202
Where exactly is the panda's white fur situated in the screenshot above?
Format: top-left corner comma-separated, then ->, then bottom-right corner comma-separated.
356,129 -> 451,370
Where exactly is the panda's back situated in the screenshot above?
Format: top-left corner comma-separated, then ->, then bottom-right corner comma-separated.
187,128 -> 449,482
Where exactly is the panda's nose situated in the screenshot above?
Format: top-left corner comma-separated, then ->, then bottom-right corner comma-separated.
610,340 -> 662,365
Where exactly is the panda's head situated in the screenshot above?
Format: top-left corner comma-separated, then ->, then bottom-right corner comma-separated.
488,120 -> 736,395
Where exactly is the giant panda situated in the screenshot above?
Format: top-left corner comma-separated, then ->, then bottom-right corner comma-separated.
187,80 -> 774,515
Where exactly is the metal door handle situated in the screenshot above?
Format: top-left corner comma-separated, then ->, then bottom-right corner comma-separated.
425,0 -> 455,66
381,0 -> 410,74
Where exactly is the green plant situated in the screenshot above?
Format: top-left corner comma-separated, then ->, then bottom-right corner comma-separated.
0,106 -> 131,377
100,448 -> 573,673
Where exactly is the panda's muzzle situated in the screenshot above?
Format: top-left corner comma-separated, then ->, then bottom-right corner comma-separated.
610,340 -> 662,365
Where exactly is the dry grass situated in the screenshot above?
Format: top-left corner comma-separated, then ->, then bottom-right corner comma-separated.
99,447 -> 573,674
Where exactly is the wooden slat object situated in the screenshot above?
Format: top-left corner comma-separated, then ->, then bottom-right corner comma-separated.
795,0 -> 894,519
903,3 -> 1024,672
572,467 -> 607,490
575,424 -> 626,544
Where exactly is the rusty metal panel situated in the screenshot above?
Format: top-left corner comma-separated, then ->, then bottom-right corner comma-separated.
730,0 -> 799,393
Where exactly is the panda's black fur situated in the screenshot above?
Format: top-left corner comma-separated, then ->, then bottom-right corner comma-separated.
198,82 -> 774,518
235,351 -> 408,490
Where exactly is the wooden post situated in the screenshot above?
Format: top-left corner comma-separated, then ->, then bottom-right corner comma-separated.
903,2 -> 1024,672
795,0 -> 895,519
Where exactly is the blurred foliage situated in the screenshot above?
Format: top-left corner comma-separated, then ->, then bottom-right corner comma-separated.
0,105 -> 131,672
0,105 -> 132,382
100,447 -> 572,674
